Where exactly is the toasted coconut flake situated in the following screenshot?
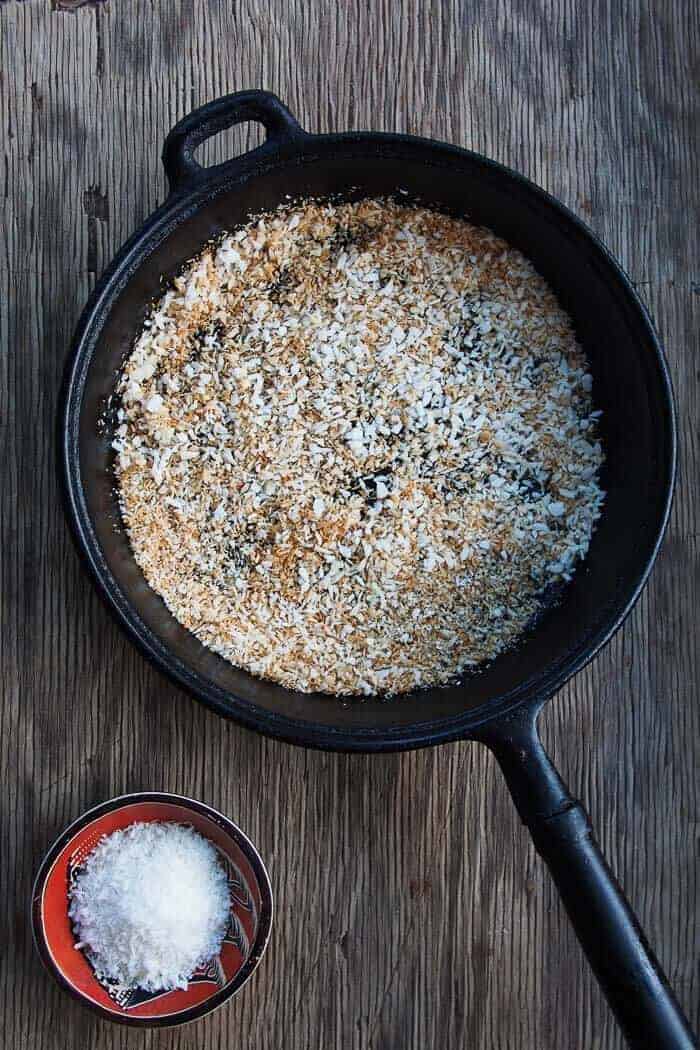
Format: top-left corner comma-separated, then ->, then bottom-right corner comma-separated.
115,199 -> 605,696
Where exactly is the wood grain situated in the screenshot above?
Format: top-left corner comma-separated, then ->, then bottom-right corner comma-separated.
1,1 -> 697,1047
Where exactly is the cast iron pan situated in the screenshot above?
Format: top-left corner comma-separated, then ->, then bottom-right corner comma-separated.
60,91 -> 696,1047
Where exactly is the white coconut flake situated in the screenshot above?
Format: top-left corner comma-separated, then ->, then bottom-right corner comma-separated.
68,822 -> 230,993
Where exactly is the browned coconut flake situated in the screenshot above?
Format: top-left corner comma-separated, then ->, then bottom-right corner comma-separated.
113,199 -> 605,696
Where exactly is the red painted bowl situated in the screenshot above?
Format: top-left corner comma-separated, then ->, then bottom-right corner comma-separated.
32,792 -> 273,1026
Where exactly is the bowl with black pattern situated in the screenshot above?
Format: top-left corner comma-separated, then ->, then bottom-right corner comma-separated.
32,792 -> 273,1026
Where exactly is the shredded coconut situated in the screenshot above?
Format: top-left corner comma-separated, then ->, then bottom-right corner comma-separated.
68,822 -> 230,991
114,199 -> 605,696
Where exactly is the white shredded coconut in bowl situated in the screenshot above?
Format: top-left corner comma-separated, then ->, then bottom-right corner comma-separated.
68,822 -> 231,992
113,198 -> 605,696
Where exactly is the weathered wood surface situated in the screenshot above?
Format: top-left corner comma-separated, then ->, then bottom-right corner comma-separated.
1,1 -> 697,1047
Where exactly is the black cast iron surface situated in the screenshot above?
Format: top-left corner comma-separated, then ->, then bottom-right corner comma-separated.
61,90 -> 675,749
59,92 -> 695,1048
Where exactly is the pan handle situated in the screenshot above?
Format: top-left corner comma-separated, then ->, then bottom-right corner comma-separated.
162,90 -> 307,195
475,702 -> 696,1049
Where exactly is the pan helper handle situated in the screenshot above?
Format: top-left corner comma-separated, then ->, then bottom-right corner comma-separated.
162,90 -> 307,195
476,702 -> 697,1050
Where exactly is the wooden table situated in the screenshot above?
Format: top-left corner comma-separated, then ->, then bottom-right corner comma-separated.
2,2 -> 697,1047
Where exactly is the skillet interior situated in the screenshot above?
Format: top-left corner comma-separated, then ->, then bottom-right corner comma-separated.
64,137 -> 674,748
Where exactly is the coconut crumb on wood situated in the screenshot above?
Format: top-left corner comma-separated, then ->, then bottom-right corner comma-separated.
113,199 -> 605,696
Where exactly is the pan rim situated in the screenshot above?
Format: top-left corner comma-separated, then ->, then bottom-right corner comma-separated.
59,132 -> 677,752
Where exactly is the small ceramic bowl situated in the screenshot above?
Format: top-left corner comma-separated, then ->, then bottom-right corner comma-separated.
32,792 -> 273,1026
